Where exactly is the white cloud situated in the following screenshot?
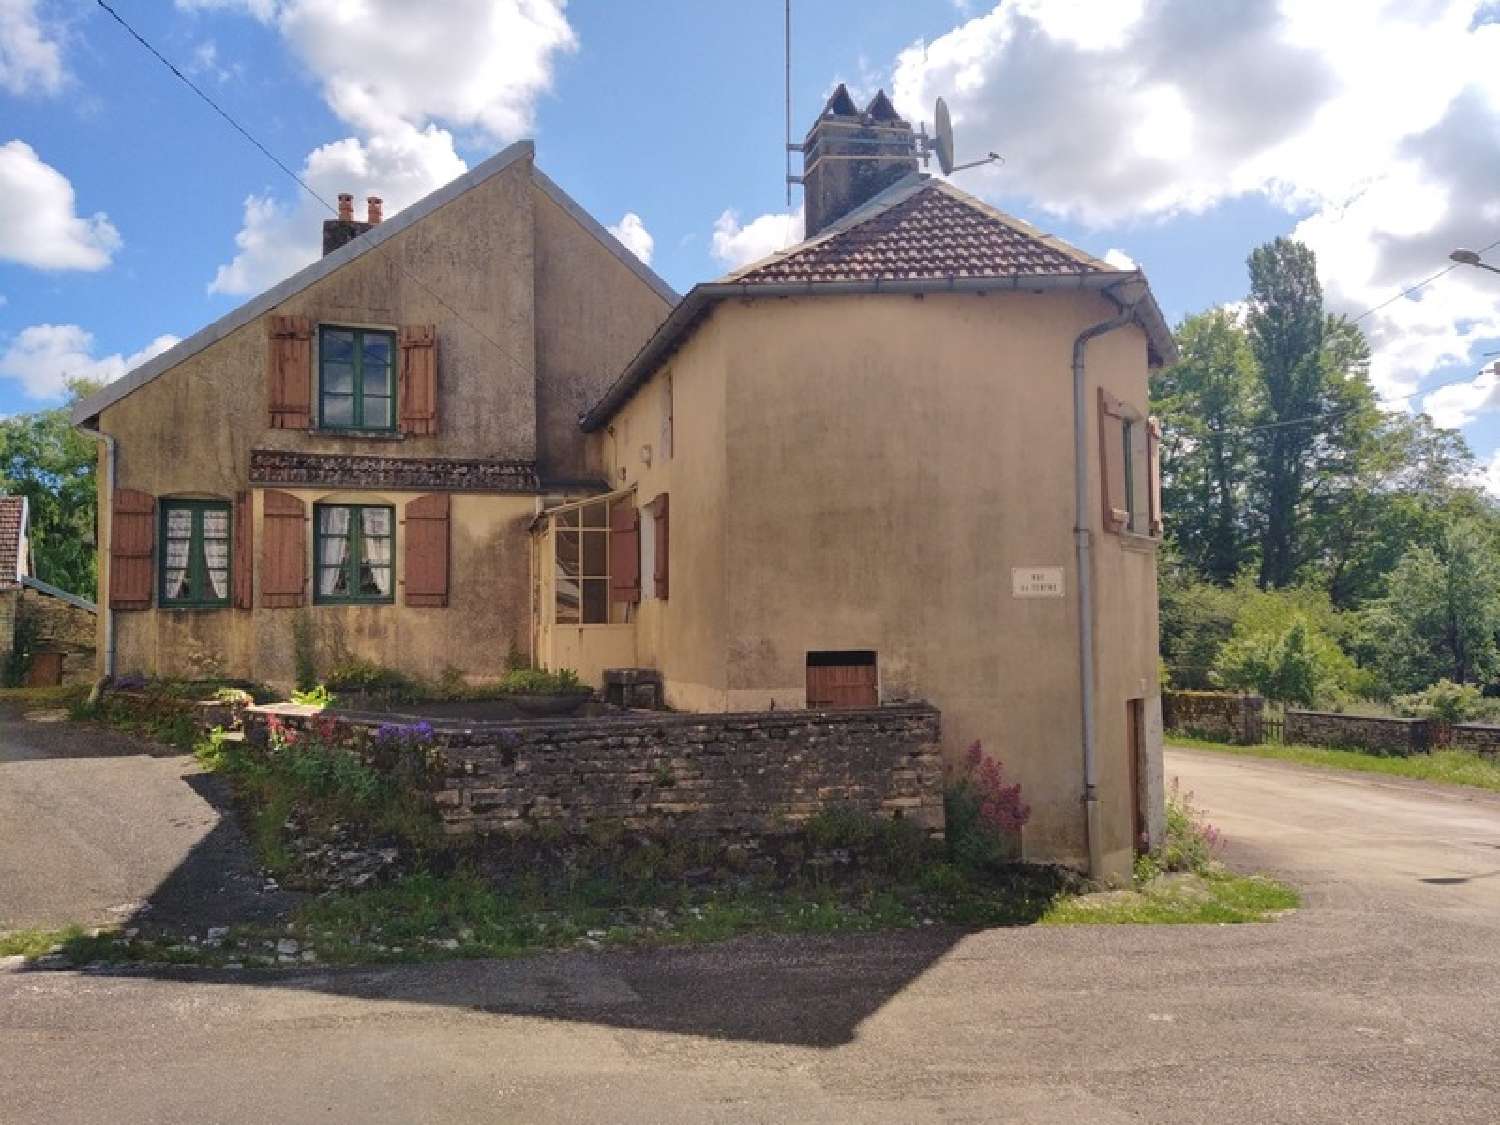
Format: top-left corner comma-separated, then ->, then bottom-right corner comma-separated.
0,0 -> 64,96
208,123 -> 466,295
711,206 -> 804,270
0,325 -> 180,399
889,1 -> 1500,403
1103,248 -> 1137,271
1476,447 -> 1500,498
201,1 -> 576,297
0,140 -> 121,271
1423,360 -> 1500,430
607,212 -> 653,265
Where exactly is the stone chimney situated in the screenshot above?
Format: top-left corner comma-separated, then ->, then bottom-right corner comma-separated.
801,86 -> 919,239
322,190 -> 372,256
366,196 -> 383,224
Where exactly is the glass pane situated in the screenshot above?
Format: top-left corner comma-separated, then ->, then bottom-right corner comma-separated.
361,395 -> 392,429
362,334 -> 392,369
322,361 -> 354,394
322,394 -> 354,427
201,509 -> 229,539
555,577 -> 580,624
581,529 -> 606,578
322,329 -> 354,361
206,569 -> 229,599
581,501 -> 608,529
166,508 -> 192,539
318,565 -> 348,597
555,508 -> 579,528
203,537 -> 229,571
555,529 -> 580,577
358,564 -> 392,598
164,567 -> 192,601
318,506 -> 353,537
361,508 -> 392,537
362,362 -> 391,395
582,578 -> 607,624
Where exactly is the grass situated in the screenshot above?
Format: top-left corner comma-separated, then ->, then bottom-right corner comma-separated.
1171,735 -> 1500,793
1041,871 -> 1299,924
0,684 -> 90,710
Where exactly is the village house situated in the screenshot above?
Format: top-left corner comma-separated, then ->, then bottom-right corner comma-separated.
73,89 -> 1174,876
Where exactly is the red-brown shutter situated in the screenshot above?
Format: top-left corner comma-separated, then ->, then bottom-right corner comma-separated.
652,493 -> 669,599
398,325 -> 439,436
1097,389 -> 1129,534
404,493 -> 450,607
109,488 -> 155,611
609,499 -> 640,604
232,490 -> 253,610
267,315 -> 312,429
260,490 -> 306,608
1146,415 -> 1164,538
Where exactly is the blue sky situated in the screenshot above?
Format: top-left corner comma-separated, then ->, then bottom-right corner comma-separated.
3,1 -> 1500,479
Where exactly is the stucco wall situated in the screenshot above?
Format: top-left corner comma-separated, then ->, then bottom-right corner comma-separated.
593,290 -> 1163,876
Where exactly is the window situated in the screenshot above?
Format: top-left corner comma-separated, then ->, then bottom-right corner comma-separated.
1123,418 -> 1138,532
554,499 -> 609,624
319,326 -> 395,430
314,504 -> 395,603
806,651 -> 878,709
1099,388 -> 1161,539
160,500 -> 231,607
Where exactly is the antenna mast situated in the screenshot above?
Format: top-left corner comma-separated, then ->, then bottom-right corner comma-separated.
785,0 -> 792,205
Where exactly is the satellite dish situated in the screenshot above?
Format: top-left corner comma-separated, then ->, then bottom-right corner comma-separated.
934,97 -> 955,176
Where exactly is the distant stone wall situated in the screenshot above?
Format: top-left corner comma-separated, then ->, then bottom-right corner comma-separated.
253,703 -> 945,840
1285,711 -> 1430,756
1449,724 -> 1500,759
1163,691 -> 1264,744
19,585 -> 97,684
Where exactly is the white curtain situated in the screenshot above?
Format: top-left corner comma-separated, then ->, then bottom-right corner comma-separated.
202,509 -> 230,599
361,509 -> 392,596
318,507 -> 352,596
163,509 -> 191,599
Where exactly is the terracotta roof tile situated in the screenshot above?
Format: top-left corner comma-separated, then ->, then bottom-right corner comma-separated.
0,496 -> 25,589
731,179 -> 1108,285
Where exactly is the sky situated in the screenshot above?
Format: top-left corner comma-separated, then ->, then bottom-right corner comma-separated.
3,0 -> 1500,484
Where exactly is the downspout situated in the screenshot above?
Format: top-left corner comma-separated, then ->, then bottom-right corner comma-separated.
1072,301 -> 1140,880
74,423 -> 116,681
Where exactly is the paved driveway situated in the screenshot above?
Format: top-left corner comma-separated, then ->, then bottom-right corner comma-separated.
3,743 -> 1498,1123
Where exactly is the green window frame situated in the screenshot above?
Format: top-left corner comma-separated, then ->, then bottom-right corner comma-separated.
159,499 -> 232,608
319,325 -> 396,431
314,503 -> 395,605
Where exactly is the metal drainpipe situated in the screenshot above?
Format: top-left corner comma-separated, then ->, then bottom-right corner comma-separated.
74,424 -> 116,680
1072,304 -> 1139,879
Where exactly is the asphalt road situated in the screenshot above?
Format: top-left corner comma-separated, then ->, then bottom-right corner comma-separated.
3,738 -> 1499,1123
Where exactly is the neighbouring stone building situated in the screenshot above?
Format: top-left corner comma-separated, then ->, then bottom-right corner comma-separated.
0,496 -> 97,684
75,88 -> 1172,877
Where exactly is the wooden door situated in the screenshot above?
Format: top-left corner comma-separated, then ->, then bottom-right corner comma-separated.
806,652 -> 878,709
1127,698 -> 1146,852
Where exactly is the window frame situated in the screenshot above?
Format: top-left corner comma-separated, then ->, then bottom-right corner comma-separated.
158,499 -> 232,609
312,502 -> 396,606
552,498 -> 612,625
318,324 -> 397,432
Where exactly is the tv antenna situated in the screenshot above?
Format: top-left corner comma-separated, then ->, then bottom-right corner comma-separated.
783,4 -> 1000,202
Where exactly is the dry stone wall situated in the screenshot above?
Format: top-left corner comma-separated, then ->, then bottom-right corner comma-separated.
256,703 -> 945,840
1284,711 -> 1431,755
1162,691 -> 1264,744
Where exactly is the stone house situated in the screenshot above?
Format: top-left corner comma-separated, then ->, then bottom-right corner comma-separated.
74,90 -> 1172,876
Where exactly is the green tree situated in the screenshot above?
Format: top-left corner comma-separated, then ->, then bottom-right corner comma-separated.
0,380 -> 102,599
1245,238 -> 1329,589
1212,617 -> 1347,708
1151,309 -> 1256,583
1364,521 -> 1500,691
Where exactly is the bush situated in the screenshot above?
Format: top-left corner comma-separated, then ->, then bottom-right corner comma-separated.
1135,779 -> 1221,881
946,741 -> 1030,871
1212,618 -> 1348,707
1392,679 -> 1485,724
495,667 -> 584,695
326,659 -> 425,703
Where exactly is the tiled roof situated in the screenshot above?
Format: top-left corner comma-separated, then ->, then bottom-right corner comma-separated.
0,496 -> 25,589
729,177 -> 1109,285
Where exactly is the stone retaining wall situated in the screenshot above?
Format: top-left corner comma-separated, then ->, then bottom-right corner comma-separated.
1162,691 -> 1264,744
1449,724 -> 1500,759
253,703 -> 945,840
1284,711 -> 1430,755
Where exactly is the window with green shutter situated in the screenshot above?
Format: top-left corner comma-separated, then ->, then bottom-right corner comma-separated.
160,500 -> 231,608
314,503 -> 395,604
319,326 -> 395,430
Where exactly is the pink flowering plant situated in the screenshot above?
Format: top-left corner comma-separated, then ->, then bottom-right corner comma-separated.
1136,777 -> 1223,882
945,741 -> 1031,871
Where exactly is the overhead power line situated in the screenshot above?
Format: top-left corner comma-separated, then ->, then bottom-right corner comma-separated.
94,0 -> 533,381
1348,232 -> 1500,324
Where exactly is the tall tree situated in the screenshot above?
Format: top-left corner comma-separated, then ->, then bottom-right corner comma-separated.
1245,238 -> 1327,589
1150,309 -> 1256,583
0,380 -> 102,598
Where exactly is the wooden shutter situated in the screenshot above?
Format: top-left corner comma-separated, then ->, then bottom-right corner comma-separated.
651,493 -> 669,599
807,662 -> 879,710
609,499 -> 640,604
1097,389 -> 1129,534
398,325 -> 439,436
404,493 -> 450,607
260,490 -> 306,608
267,315 -> 312,429
1146,416 -> 1164,538
109,488 -> 155,611
232,490 -> 253,610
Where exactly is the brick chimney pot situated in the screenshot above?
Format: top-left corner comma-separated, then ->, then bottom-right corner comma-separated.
337,193 -> 354,221
367,196 -> 383,225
